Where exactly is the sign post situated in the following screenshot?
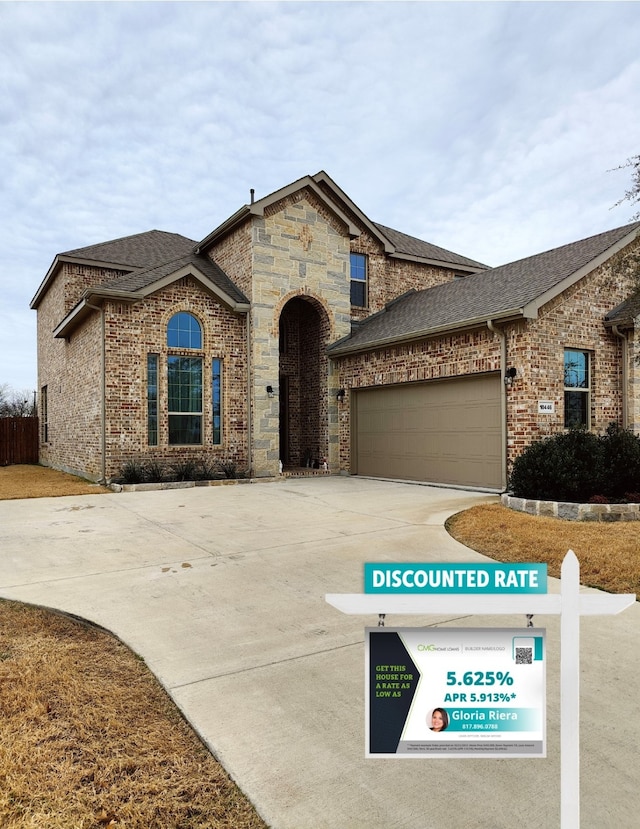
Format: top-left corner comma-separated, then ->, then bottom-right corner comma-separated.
325,551 -> 635,829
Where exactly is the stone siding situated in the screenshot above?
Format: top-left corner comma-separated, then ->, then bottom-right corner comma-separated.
248,190 -> 352,476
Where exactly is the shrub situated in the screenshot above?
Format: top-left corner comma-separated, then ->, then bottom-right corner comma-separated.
171,459 -> 200,481
120,461 -> 146,484
509,428 -> 605,502
599,423 -> 640,501
119,457 -> 242,485
217,458 -> 237,479
193,459 -> 224,481
509,425 -> 640,502
143,460 -> 166,483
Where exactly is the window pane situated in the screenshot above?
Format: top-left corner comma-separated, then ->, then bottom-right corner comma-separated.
564,351 -> 588,389
168,357 -> 202,412
565,391 -> 588,428
212,358 -> 222,445
41,386 -> 48,442
350,253 -> 367,307
167,312 -> 202,349
147,354 -> 158,446
168,355 -> 202,445
350,279 -> 366,306
169,415 -> 202,445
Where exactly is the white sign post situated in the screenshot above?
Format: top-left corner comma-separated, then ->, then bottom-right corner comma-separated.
325,550 -> 635,829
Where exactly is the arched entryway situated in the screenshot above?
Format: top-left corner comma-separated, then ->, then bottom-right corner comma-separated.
278,296 -> 331,468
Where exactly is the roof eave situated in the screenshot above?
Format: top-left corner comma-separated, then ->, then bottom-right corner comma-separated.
30,254 -> 135,309
52,263 -> 250,339
328,308 -> 525,357
195,205 -> 253,253
312,170 -> 394,253
53,291 -> 141,338
388,251 -> 487,273
523,224 -> 640,317
136,263 -> 249,311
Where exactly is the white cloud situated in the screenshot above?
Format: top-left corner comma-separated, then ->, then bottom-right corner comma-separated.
1,1 -> 639,389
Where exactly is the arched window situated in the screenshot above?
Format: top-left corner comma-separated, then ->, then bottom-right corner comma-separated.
167,312 -> 203,444
145,312 -> 223,447
167,312 -> 202,349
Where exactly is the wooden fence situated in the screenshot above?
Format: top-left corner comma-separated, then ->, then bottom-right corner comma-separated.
0,417 -> 39,465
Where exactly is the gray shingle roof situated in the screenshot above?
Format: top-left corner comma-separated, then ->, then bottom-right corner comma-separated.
62,230 -> 196,269
329,222 -> 640,355
100,251 -> 249,305
605,293 -> 640,327
61,229 -> 248,305
374,223 -> 487,269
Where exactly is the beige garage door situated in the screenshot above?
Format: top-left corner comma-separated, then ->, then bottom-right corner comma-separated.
353,373 -> 502,489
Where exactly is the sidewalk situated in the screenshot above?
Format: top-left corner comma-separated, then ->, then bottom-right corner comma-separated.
1,476 -> 638,828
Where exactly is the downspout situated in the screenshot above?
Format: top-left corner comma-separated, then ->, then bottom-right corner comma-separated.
487,319 -> 508,491
85,300 -> 106,483
612,325 -> 628,429
246,310 -> 253,477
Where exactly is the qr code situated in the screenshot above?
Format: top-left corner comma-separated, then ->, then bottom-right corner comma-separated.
515,647 -> 533,664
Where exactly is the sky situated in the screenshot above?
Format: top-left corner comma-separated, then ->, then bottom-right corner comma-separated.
1,1 -> 639,392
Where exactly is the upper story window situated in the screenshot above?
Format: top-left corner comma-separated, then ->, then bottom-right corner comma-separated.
167,312 -> 202,349
564,349 -> 590,428
350,253 -> 367,307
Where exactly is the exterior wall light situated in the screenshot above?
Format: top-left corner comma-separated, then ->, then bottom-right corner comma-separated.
336,388 -> 346,403
504,367 -> 517,387
266,385 -> 275,398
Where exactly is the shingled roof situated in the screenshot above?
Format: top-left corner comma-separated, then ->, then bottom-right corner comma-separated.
374,223 -> 487,270
605,292 -> 640,328
94,250 -> 249,305
60,229 -> 196,270
328,222 -> 640,356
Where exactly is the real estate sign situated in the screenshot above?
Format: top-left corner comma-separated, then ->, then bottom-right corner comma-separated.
366,626 -> 546,758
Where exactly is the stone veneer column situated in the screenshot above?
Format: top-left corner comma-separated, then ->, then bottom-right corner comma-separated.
248,194 -> 352,477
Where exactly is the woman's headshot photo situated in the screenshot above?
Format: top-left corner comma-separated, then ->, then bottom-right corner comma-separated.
429,707 -> 449,732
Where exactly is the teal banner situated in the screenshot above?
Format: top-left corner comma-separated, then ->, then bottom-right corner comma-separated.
364,563 -> 547,594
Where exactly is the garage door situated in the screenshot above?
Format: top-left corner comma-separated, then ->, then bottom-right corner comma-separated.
353,374 -> 502,489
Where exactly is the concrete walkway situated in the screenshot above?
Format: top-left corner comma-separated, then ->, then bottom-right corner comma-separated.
0,477 -> 638,828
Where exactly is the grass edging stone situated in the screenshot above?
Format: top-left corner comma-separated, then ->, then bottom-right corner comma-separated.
502,493 -> 640,522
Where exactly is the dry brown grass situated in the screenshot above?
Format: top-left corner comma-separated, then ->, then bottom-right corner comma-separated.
0,600 -> 267,829
0,465 -> 109,500
446,504 -> 640,595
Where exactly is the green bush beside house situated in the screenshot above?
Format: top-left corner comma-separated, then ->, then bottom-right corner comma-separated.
509,425 -> 640,503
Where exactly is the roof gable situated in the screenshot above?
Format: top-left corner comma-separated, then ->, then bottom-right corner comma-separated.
195,175 -> 361,253
98,252 -> 249,306
195,170 -> 486,273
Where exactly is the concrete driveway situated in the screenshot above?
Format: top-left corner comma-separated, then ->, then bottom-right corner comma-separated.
1,476 -> 638,828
